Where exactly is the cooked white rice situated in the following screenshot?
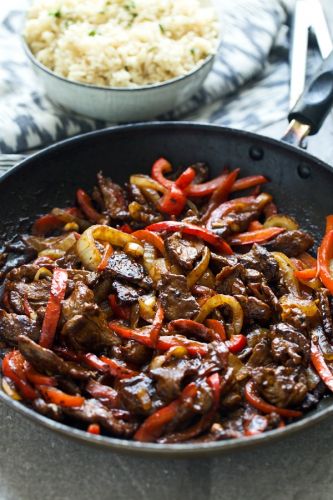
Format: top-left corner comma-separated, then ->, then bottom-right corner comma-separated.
24,0 -> 219,87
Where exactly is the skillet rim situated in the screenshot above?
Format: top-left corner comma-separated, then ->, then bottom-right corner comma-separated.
1,120 -> 333,457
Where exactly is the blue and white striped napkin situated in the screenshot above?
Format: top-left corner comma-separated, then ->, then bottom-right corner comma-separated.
0,0 -> 294,169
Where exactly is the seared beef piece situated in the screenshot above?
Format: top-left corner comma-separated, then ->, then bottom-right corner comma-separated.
55,252 -> 80,269
32,398 -> 63,421
121,340 -> 151,365
5,263 -> 40,282
238,244 -> 278,283
111,280 -> 143,304
210,253 -> 238,273
198,341 -> 229,378
18,336 -> 93,380
85,379 -> 118,409
318,289 -> 333,341
264,230 -> 314,257
151,358 -> 201,402
0,240 -> 37,278
215,265 -> 246,295
63,398 -> 137,437
6,279 -> 51,314
301,380 -> 326,410
0,310 -> 40,345
66,270 -> 98,288
191,162 -> 209,184
249,282 -> 282,315
61,281 -> 95,322
158,273 -> 200,320
165,233 -> 204,270
105,251 -> 153,290
95,172 -> 129,220
252,366 -> 308,407
118,374 -> 156,416
192,378 -> 214,414
61,310 -> 120,350
235,295 -> 271,324
212,211 -> 258,238
159,412 -> 215,444
247,338 -> 272,367
270,322 -> 310,365
93,277 -> 113,303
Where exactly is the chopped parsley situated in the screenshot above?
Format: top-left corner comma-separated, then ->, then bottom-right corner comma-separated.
49,9 -> 61,18
190,48 -> 195,56
89,30 -> 97,36
159,23 -> 165,34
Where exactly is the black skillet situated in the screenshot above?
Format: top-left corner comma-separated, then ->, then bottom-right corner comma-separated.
0,53 -> 333,457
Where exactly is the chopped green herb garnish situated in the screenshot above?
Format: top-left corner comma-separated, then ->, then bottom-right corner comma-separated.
49,9 -> 61,18
89,30 -> 96,36
159,24 -> 165,34
190,48 -> 195,56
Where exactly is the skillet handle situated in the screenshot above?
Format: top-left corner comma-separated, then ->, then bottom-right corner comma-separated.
287,50 -> 333,139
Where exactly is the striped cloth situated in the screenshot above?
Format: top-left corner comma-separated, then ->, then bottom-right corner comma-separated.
0,0 -> 294,171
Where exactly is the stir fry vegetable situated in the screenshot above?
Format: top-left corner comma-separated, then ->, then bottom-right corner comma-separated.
1,157 -> 333,445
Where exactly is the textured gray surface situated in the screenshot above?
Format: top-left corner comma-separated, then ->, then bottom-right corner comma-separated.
1,2 -> 333,500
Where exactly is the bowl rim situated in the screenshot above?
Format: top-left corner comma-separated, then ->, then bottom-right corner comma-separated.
22,36 -> 217,93
1,121 -> 333,457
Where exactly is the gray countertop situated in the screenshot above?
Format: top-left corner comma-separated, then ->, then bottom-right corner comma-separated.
2,2 -> 333,499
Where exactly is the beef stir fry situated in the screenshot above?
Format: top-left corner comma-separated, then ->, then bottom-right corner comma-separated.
1,157 -> 333,444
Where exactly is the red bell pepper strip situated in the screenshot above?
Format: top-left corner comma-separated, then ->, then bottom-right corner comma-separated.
100,355 -> 138,379
76,188 -> 102,223
248,220 -> 264,231
39,268 -> 68,349
159,184 -> 187,216
87,423 -> 101,435
185,174 -> 267,198
205,319 -> 227,341
207,373 -> 221,409
81,353 -> 109,373
310,338 -> 333,392
202,170 -> 240,222
168,318 -> 217,342
97,243 -> 113,271
134,382 -> 197,442
109,322 -> 208,356
244,380 -> 302,418
38,385 -> 84,407
151,158 -> 174,189
132,229 -> 165,255
32,213 -> 63,236
146,221 -> 233,255
175,167 -> 196,190
207,196 -> 256,229
229,227 -> 284,246
108,294 -> 131,321
294,267 -> 317,280
150,303 -> 164,346
24,364 -> 56,387
118,224 -> 133,234
326,215 -> 333,234
318,230 -> 333,294
226,334 -> 247,353
2,351 -> 38,400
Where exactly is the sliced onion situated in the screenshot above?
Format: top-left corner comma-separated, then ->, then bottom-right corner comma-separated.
130,174 -> 166,193
2,377 -> 21,400
264,214 -> 299,230
272,251 -> 300,297
76,224 -> 140,270
143,242 -> 168,282
34,267 -> 53,281
27,232 -> 77,253
280,294 -> 319,319
124,241 -> 144,258
138,294 -> 157,321
187,247 -> 210,289
38,248 -> 65,259
195,294 -> 243,336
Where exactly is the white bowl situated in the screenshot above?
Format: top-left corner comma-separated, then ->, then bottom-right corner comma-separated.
23,40 -> 216,122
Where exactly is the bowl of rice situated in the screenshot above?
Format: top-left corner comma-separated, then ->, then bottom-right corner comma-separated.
23,0 -> 219,122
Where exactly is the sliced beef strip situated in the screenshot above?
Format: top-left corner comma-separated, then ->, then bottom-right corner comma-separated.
165,233 -> 204,270
264,230 -> 314,257
0,310 -> 40,345
63,398 -> 137,437
247,338 -> 273,367
270,322 -> 310,365
111,280 -> 143,304
6,279 -> 51,314
212,211 -> 258,238
215,264 -> 246,295
95,172 -> 129,220
121,340 -> 151,366
118,374 -> 157,416
61,309 -> 120,351
251,365 -> 308,408
238,244 -> 279,283
32,398 -> 63,421
150,358 -> 201,402
318,288 -> 333,341
105,251 -> 153,290
61,281 -> 95,323
235,295 -> 271,325
157,273 -> 200,320
18,335 -> 93,380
